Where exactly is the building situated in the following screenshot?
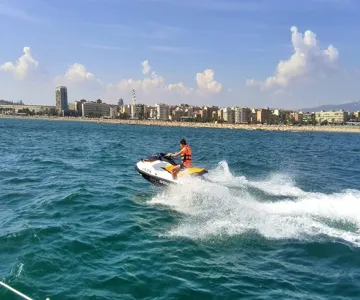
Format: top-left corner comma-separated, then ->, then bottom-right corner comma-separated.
121,104 -> 131,116
302,112 -> 314,124
315,109 -> 348,124
143,105 -> 155,119
217,109 -> 223,121
155,103 -> 169,121
234,107 -> 251,124
82,101 -> 111,117
256,108 -> 272,124
223,107 -> 234,123
149,108 -> 157,119
171,107 -> 186,121
185,106 -> 197,118
200,106 -> 218,121
130,104 -> 145,119
109,105 -> 118,118
353,111 -> 360,119
292,112 -> 303,124
55,86 -> 68,114
0,104 -> 56,115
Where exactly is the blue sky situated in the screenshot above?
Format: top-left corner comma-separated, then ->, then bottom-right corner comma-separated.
1,0 -> 360,109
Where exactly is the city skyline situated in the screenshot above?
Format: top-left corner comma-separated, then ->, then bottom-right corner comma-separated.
1,0 -> 360,109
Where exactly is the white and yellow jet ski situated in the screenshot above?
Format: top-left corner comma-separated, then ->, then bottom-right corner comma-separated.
135,153 -> 208,186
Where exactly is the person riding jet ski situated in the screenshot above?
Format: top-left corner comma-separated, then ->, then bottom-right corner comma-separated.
167,138 -> 192,180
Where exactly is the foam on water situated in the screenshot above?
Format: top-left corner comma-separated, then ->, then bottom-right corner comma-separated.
149,161 -> 360,246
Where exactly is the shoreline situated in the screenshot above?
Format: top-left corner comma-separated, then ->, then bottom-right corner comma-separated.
1,115 -> 360,133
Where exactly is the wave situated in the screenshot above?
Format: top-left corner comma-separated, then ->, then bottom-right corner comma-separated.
148,161 -> 360,246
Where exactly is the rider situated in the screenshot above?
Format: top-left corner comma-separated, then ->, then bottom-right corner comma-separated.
168,138 -> 192,179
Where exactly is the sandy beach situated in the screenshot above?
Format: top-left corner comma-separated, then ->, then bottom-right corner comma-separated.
1,115 -> 360,133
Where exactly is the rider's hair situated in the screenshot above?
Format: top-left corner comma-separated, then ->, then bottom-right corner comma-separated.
180,139 -> 187,145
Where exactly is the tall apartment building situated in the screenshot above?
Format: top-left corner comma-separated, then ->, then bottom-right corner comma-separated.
172,107 -> 186,121
201,106 -> 218,121
223,107 -> 234,123
121,104 -> 131,116
256,107 -> 272,124
185,106 -> 196,118
55,86 -> 68,114
234,107 -> 251,124
217,109 -> 223,121
131,104 -> 145,119
155,103 -> 169,121
149,108 -> 157,119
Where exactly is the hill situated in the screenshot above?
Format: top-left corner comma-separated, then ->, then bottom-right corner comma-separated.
301,101 -> 360,112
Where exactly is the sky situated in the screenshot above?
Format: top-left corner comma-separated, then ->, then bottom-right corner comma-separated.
1,0 -> 360,109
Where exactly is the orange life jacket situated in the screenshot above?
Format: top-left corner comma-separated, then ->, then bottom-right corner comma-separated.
181,145 -> 192,168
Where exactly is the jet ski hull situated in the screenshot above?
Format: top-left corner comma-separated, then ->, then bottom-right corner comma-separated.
135,152 -> 207,187
135,164 -> 173,186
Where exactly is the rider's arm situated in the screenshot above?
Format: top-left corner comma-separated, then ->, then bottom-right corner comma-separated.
171,148 -> 184,157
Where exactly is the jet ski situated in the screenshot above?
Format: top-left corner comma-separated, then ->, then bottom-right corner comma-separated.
135,152 -> 208,186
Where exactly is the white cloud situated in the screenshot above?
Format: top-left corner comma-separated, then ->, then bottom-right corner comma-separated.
112,70 -> 165,92
0,47 -> 39,79
54,63 -> 102,86
108,62 -> 221,100
167,82 -> 193,95
246,26 -> 339,89
1,47 -> 224,105
196,69 -> 222,93
141,60 -> 151,74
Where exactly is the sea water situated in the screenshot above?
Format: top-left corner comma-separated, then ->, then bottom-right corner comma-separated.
1,118 -> 360,299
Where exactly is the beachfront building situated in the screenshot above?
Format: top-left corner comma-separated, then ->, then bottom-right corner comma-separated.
256,107 -> 272,124
82,101 -> 111,118
121,104 -> 131,116
272,109 -> 286,123
149,108 -> 157,119
184,106 -> 197,118
200,106 -> 218,121
155,103 -> 169,121
0,104 -> 56,115
292,112 -> 303,124
217,109 -> 224,121
250,108 -> 257,124
55,86 -> 68,115
315,109 -> 348,124
171,107 -> 186,121
302,112 -> 315,124
109,105 -> 119,118
130,104 -> 144,119
234,107 -> 251,124
142,105 -> 154,119
136,104 -> 145,119
222,107 -> 234,123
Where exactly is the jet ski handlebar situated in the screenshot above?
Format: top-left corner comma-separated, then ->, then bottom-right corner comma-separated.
142,153 -> 177,165
159,153 -> 177,165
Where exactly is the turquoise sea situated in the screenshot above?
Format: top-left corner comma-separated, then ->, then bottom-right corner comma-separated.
1,118 -> 360,299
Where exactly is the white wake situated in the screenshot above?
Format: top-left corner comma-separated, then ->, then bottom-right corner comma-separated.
148,161 -> 360,246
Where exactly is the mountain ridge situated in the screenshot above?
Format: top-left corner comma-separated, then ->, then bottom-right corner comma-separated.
300,101 -> 360,112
